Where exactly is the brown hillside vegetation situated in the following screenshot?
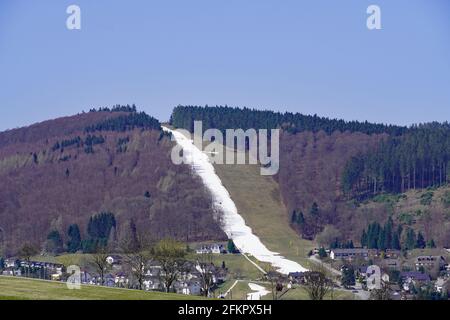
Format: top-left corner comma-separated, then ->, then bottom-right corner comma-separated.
0,111 -> 225,255
277,130 -> 386,237
278,130 -> 450,246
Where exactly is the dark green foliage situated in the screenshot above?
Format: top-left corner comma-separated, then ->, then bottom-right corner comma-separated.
84,135 -> 105,147
427,239 -> 436,248
46,230 -> 63,254
361,219 -> 401,250
227,239 -> 236,253
392,231 -> 401,250
52,137 -> 81,151
416,232 -> 426,249
0,257 -> 5,270
116,136 -> 130,153
341,265 -> 356,288
291,211 -> 297,224
310,202 -> 319,216
82,238 -> 107,253
85,212 -> 116,252
297,211 -> 305,225
170,105 -> 406,136
85,112 -> 161,133
405,229 -> 417,250
67,224 -> 82,253
330,239 -> 354,249
318,247 -> 327,258
342,123 -> 450,197
89,104 -> 137,113
360,230 -> 368,248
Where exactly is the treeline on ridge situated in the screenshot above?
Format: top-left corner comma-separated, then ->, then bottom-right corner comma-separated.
170,105 -> 407,135
85,112 -> 161,133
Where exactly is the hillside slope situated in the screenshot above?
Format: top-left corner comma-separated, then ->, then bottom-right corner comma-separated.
0,276 -> 202,300
0,109 -> 225,255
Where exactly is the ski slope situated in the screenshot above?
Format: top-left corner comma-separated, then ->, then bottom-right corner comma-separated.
162,126 -> 308,274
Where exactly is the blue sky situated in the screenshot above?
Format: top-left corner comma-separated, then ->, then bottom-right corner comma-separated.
0,0 -> 449,131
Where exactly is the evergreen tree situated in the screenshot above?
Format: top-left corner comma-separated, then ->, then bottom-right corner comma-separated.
427,239 -> 436,248
361,230 -> 368,248
297,211 -> 305,225
406,229 -> 417,250
227,239 -> 236,253
383,217 -> 393,249
341,265 -> 356,288
416,232 -> 426,249
392,231 -> 401,250
378,228 -> 386,251
310,202 -> 319,217
67,224 -> 82,253
318,247 -> 327,259
46,230 -> 63,254
291,211 -> 298,224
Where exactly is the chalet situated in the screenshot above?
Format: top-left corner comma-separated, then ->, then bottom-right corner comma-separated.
401,271 -> 431,291
288,272 -> 305,284
400,271 -> 431,282
415,256 -> 446,271
175,280 -> 202,295
196,244 -> 226,254
106,255 -> 122,265
330,248 -> 369,261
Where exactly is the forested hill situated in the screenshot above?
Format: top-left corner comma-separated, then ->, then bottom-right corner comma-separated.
169,105 -> 450,245
342,122 -> 450,198
0,106 -> 224,255
170,105 -> 407,135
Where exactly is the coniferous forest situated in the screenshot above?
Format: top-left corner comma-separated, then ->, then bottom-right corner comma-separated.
170,105 -> 407,136
342,123 -> 450,198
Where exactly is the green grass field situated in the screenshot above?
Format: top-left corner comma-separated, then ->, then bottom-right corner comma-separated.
214,160 -> 315,269
0,276 -> 204,300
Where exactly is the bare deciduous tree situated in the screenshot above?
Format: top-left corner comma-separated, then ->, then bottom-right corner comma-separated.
18,243 -> 38,277
152,238 -> 187,293
303,264 -> 332,300
120,229 -> 152,290
196,253 -> 216,297
89,247 -> 110,285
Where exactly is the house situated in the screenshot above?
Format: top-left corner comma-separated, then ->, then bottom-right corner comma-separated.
330,248 -> 369,261
143,278 -> 161,291
400,271 -> 431,282
106,255 -> 122,265
195,244 -> 226,254
175,280 -> 202,295
400,271 -> 431,291
288,272 -> 305,284
415,256 -> 446,271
